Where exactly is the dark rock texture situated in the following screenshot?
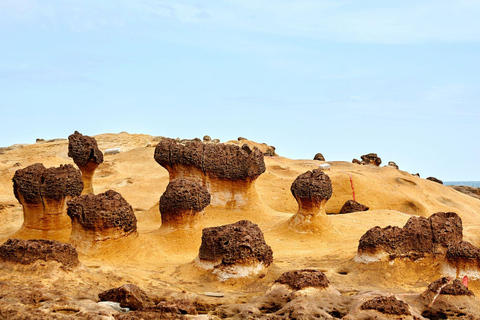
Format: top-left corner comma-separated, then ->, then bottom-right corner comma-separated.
275,269 -> 329,290
361,296 -> 411,315
427,176 -> 443,184
313,153 -> 325,161
339,200 -> 369,214
360,153 -> 382,166
0,238 -> 79,269
98,284 -> 149,310
358,212 -> 463,260
13,163 -> 83,204
450,185 -> 480,200
352,159 -> 361,165
428,277 -> 474,296
446,241 -> 480,261
290,169 -> 332,202
198,220 -> 273,267
67,190 -> 137,233
68,131 -> 104,167
114,299 -> 197,319
154,138 -> 265,180
388,161 -> 399,169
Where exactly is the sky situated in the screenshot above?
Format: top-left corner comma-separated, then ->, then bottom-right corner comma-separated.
0,0 -> 479,181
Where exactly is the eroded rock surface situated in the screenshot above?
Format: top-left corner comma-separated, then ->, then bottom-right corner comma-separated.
159,178 -> 211,230
287,169 -> 333,233
12,163 -> 83,240
357,212 -> 462,262
275,269 -> 329,290
427,176 -> 443,184
339,200 -> 369,214
98,284 -> 149,310
443,241 -> 480,279
313,153 -> 325,161
0,238 -> 79,269
427,277 -> 474,296
196,220 -> 273,280
361,296 -> 411,315
387,161 -> 399,169
450,185 -> 480,200
360,153 -> 382,166
68,131 -> 104,194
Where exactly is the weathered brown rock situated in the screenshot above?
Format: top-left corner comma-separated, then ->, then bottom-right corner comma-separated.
427,277 -> 474,296
99,284 -> 149,310
115,299 -> 197,319
0,238 -> 79,269
427,176 -> 443,184
159,178 -> 210,230
361,296 -> 411,316
287,169 -> 333,233
68,131 -> 104,194
450,185 -> 480,200
154,138 -> 265,209
339,200 -> 369,214
67,190 -> 137,250
357,212 -> 463,262
12,163 -> 83,241
387,161 -> 399,169
360,153 -> 382,166
313,153 -> 325,161
203,135 -> 212,143
352,159 -> 361,165
275,269 -> 329,290
197,220 -> 273,279
444,241 -> 480,279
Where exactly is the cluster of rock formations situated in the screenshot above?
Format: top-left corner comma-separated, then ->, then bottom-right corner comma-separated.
353,153 -> 382,166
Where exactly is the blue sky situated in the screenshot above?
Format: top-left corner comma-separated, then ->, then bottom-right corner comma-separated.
1,0 -> 479,180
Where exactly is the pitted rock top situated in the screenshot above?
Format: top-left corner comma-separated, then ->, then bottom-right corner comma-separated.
339,200 -> 369,214
67,190 -> 137,233
160,178 -> 210,214
13,163 -> 83,204
154,138 -> 266,180
291,169 -> 332,201
446,241 -> 480,260
427,277 -> 474,296
198,220 -> 273,266
68,131 -> 104,166
0,238 -> 79,268
429,211 -> 463,247
275,269 -> 329,290
361,296 -> 411,315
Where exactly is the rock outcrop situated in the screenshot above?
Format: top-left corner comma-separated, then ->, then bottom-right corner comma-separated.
443,241 -> 480,279
98,284 -> 149,310
275,269 -> 329,290
356,212 -> 462,262
387,161 -> 399,169
360,296 -> 411,316
287,169 -> 333,233
154,138 -> 265,209
450,185 -> 480,200
68,131 -> 104,194
339,200 -> 369,214
67,190 -> 137,252
360,153 -> 382,166
313,153 -> 325,161
159,178 -> 211,231
196,220 -> 273,280
427,176 -> 443,184
12,163 -> 83,241
0,238 -> 80,269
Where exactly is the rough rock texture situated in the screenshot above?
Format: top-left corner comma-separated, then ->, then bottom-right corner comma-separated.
197,220 -> 273,278
159,178 -> 211,230
357,212 -> 463,261
388,161 -> 399,169
68,131 -> 104,194
98,284 -> 149,310
154,138 -> 265,209
360,153 -> 382,166
444,241 -> 480,279
67,190 -> 137,247
275,269 -> 329,290
0,238 -> 79,269
361,296 -> 411,315
12,163 -> 83,240
313,153 -> 325,161
202,135 -> 211,143
427,176 -> 443,184
427,277 -> 474,296
352,159 -> 361,165
115,299 -> 197,319
339,200 -> 369,214
450,185 -> 480,200
288,169 -> 333,233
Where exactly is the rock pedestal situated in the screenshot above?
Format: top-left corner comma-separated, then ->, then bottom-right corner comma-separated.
12,163 -> 83,241
68,131 -> 104,194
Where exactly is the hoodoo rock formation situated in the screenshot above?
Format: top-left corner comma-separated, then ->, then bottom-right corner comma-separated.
275,269 -> 329,290
67,190 -> 137,252
159,178 -> 211,231
360,296 -> 411,316
356,211 -> 462,262
287,169 -> 333,233
154,138 -> 265,209
387,161 -> 399,169
339,200 -> 369,214
12,163 -> 83,241
196,220 -> 273,280
443,241 -> 480,280
68,131 -> 104,194
360,153 -> 382,166
0,238 -> 80,269
313,153 -> 325,161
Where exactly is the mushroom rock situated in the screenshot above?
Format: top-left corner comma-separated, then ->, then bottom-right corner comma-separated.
339,200 -> 369,214
313,153 -> 325,161
356,212 -> 463,263
275,269 -> 329,291
98,284 -> 150,310
68,131 -> 104,194
427,176 -> 443,184
67,190 -> 137,253
195,220 -> 273,280
0,238 -> 80,270
159,178 -> 211,231
360,153 -> 382,166
360,296 -> 411,316
202,135 -> 212,143
12,163 -> 83,241
154,138 -> 265,209
443,241 -> 480,280
388,161 -> 399,169
287,169 -> 333,233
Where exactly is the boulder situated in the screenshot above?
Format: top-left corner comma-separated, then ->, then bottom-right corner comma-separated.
360,153 -> 382,166
275,269 -> 329,290
313,153 -> 325,161
339,200 -> 369,214
387,161 -> 399,169
98,284 -> 149,310
427,176 -> 443,184
361,296 -> 411,316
